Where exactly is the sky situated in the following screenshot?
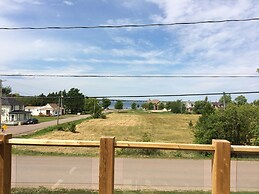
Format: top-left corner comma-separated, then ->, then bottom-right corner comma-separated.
0,0 -> 259,102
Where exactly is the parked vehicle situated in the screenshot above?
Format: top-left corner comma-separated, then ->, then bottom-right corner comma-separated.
24,118 -> 39,125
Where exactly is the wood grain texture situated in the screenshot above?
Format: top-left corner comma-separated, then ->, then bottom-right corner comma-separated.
99,137 -> 115,194
0,134 -> 12,194
212,140 -> 231,194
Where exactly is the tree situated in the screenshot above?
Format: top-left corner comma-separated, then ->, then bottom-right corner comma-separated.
148,102 -> 154,110
141,103 -> 149,110
131,102 -> 137,110
193,99 -> 214,115
158,102 -> 165,110
171,100 -> 183,113
234,95 -> 247,106
85,98 -> 102,118
114,100 -> 123,109
63,88 -> 85,114
219,93 -> 232,108
2,86 -> 12,96
101,98 -> 111,109
193,104 -> 259,145
253,100 -> 259,106
166,100 -> 185,113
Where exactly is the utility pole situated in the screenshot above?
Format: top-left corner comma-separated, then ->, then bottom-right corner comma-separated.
56,93 -> 63,125
57,96 -> 60,125
223,92 -> 226,110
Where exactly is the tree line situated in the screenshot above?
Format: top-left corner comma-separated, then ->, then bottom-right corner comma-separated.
2,86 -> 111,116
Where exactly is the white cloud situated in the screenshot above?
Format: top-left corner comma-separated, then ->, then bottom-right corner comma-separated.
147,0 -> 259,74
63,1 -> 74,6
148,0 -> 253,22
83,46 -> 104,54
0,32 -> 79,69
13,0 -> 42,5
0,0 -> 21,15
112,37 -> 136,46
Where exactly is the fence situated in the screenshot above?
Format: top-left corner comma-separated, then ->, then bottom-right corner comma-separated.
1,133 -> 259,194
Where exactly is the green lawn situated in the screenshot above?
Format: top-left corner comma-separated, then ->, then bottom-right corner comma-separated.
34,114 -> 76,123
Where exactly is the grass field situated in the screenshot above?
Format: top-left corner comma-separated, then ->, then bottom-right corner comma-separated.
13,111 -> 200,157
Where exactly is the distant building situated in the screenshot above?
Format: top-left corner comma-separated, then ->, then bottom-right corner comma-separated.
25,103 -> 65,116
185,101 -> 194,113
212,102 -> 224,109
147,99 -> 160,110
1,98 -> 31,125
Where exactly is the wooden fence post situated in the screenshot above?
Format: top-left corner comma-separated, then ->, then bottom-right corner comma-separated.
0,134 -> 12,194
99,137 -> 115,194
212,139 -> 231,194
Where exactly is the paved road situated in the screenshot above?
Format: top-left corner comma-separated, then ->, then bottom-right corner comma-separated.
4,115 -> 90,137
11,156 -> 259,191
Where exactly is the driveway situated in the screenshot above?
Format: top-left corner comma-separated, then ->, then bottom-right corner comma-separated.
4,114 -> 91,137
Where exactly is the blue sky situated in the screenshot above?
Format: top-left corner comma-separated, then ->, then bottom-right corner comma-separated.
0,0 -> 259,102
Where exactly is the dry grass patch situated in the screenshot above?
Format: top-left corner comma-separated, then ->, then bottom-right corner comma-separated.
14,112 -> 200,156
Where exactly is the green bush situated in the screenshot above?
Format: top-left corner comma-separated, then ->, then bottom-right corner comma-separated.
100,113 -> 107,119
194,104 -> 259,145
67,123 -> 76,133
57,124 -> 65,131
56,123 -> 76,133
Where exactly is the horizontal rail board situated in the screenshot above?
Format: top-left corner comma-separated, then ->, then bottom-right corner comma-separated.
115,141 -> 215,151
231,145 -> 259,153
8,138 -> 100,147
6,138 -> 259,153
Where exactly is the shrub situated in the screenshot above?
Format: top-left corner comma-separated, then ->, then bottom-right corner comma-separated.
57,124 -> 65,131
56,123 -> 76,133
194,104 -> 259,145
188,120 -> 193,128
138,133 -> 161,156
67,123 -> 76,133
100,113 -> 107,119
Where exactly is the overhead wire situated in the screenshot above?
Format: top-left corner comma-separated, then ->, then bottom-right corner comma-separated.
0,74 -> 258,78
0,17 -> 259,30
91,91 -> 259,99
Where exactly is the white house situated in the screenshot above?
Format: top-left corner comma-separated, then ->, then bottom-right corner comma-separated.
25,103 -> 64,116
1,98 -> 31,125
185,101 -> 194,113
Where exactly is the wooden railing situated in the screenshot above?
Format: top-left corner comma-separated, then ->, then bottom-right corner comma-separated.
1,134 -> 259,194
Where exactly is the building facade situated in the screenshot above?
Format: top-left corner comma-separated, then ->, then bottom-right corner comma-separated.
1,98 -> 31,125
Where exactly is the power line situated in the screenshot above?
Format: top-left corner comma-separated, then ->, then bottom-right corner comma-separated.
1,17 -> 259,30
0,74 -> 258,78
92,91 -> 259,99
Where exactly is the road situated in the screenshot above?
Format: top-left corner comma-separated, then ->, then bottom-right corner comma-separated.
4,115 -> 90,136
11,156 -> 259,191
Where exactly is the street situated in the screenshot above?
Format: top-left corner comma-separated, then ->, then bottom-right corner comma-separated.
11,156 -> 259,191
4,114 -> 90,136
